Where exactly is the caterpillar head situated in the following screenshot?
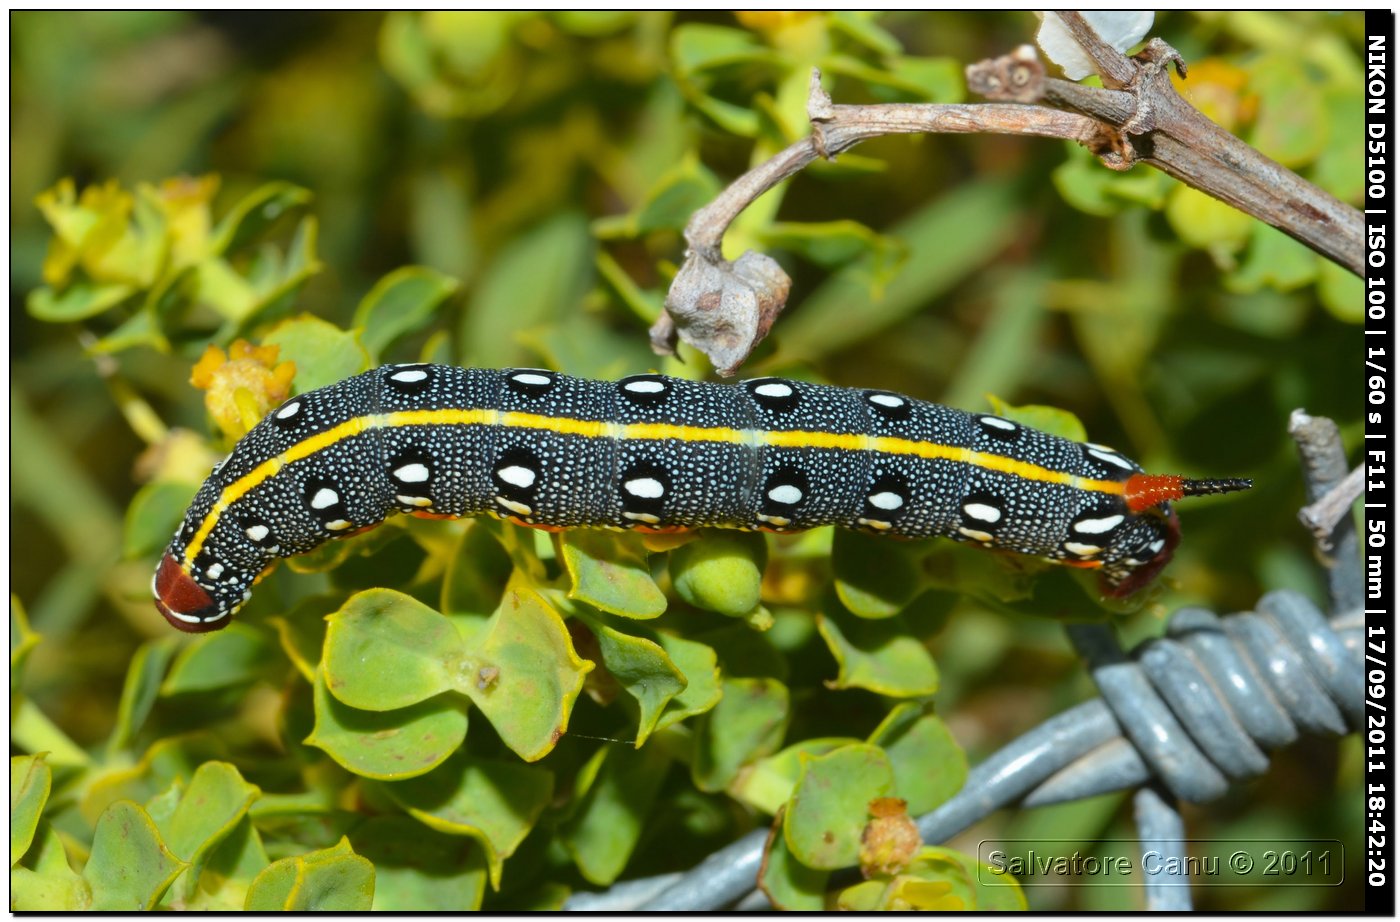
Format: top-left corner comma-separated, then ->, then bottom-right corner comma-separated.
152,551 -> 257,633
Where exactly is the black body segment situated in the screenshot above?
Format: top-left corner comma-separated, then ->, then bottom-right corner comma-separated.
155,364 -> 1184,630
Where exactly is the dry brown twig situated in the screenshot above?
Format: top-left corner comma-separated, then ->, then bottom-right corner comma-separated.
653,11 -> 1365,376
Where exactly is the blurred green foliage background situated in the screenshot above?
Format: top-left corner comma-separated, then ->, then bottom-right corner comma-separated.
11,11 -> 1364,911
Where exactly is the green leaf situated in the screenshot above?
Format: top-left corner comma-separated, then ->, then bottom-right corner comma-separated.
244,837 -> 375,911
266,593 -> 343,685
460,212 -> 594,368
441,521 -> 511,643
784,744 -> 895,870
781,180 -> 1022,357
123,481 -> 198,558
323,588 -> 464,711
377,752 -> 553,890
353,265 -> 460,359
161,623 -> 273,695
574,611 -> 686,746
1248,53 -> 1328,167
832,529 -> 923,619
350,816 -> 488,911
209,181 -> 313,256
11,596 -> 41,693
182,816 -> 269,909
26,280 -> 136,321
759,219 -> 906,273
758,806 -> 829,911
692,677 -> 789,793
560,743 -> 671,886
84,801 -> 187,911
562,530 -> 667,620
154,762 -> 261,905
263,314 -> 372,394
1226,221 -> 1319,294
595,153 -> 723,238
1165,184 -> 1253,256
11,754 -> 52,866
653,632 -> 722,730
984,396 -> 1088,443
81,734 -> 229,826
307,668 -> 468,780
106,636 -> 178,754
734,737 -> 855,816
11,823 -> 90,909
896,846 -> 1026,911
1318,257 -> 1364,323
671,22 -> 767,73
816,600 -> 940,697
463,587 -> 593,761
868,704 -> 967,816
669,532 -> 766,618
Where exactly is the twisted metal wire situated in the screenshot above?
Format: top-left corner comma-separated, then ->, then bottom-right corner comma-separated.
563,414 -> 1361,912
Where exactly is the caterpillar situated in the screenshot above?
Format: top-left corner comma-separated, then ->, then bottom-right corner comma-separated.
153,364 -> 1251,632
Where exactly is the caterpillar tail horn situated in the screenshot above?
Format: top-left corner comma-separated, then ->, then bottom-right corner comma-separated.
1123,474 -> 1253,514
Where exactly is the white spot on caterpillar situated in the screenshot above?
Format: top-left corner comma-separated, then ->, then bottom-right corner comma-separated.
165,607 -> 203,624
246,524 -> 270,542
275,400 -> 301,419
868,393 -> 905,409
511,372 -> 553,387
1088,446 -> 1134,471
868,491 -> 904,511
623,379 -> 666,394
757,513 -> 791,527
767,484 -> 803,505
978,415 -> 1017,431
390,368 -> 429,384
1148,538 -> 1166,554
623,511 -> 661,524
496,496 -> 533,516
394,463 -> 431,483
958,526 -> 994,543
311,487 -> 340,509
326,519 -> 353,531
1064,541 -> 1103,557
858,517 -> 892,531
497,465 -> 535,489
398,495 -> 433,508
1073,514 -> 1125,535
206,562 -> 224,580
753,381 -> 794,399
963,502 -> 1002,523
623,477 -> 665,499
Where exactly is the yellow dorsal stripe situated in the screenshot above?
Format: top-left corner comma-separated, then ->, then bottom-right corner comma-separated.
181,408 -> 1124,567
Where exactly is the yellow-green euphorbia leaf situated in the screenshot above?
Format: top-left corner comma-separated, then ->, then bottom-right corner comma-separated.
784,744 -> 895,871
573,610 -> 686,746
816,600 -> 940,697
350,816 -> 488,911
323,588 -> 463,711
560,743 -> 671,886
832,529 -> 923,619
653,632 -> 723,731
733,737 -> 855,816
152,762 -> 261,906
353,265 -> 460,359
561,530 -> 668,620
10,754 -> 52,866
307,668 -> 467,780
462,588 -> 593,761
692,677 -> 789,793
868,704 -> 967,816
244,837 -> 374,911
84,801 -> 187,911
263,314 -> 371,394
377,753 -> 553,891
160,623 -> 273,695
758,806 -> 828,911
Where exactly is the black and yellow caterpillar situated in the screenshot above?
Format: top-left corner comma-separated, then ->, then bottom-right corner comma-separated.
153,364 -> 1251,631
